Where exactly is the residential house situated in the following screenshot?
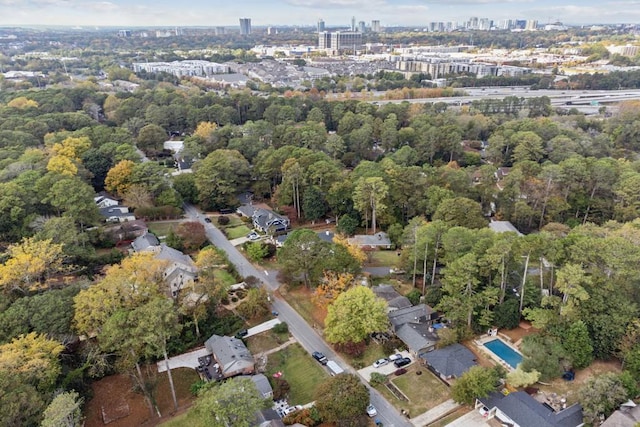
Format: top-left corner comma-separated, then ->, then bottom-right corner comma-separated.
601,403 -> 640,427
347,232 -> 392,249
388,304 -> 439,356
204,334 -> 255,378
250,373 -> 273,399
488,220 -> 524,236
94,192 -> 120,208
104,219 -> 149,242
236,205 -> 290,233
372,284 -> 412,312
99,205 -> 136,223
476,391 -> 584,427
131,232 -> 197,297
422,343 -> 477,380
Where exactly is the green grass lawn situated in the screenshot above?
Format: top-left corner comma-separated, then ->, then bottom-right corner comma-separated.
366,250 -> 401,267
245,330 -> 290,354
225,225 -> 252,240
148,220 -> 183,237
217,215 -> 245,228
265,343 -> 328,405
374,364 -> 450,417
341,342 -> 388,370
213,269 -> 237,287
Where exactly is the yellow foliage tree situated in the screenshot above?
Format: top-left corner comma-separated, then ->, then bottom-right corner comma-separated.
73,252 -> 168,337
0,237 -> 66,293
332,234 -> 366,265
313,272 -> 355,310
194,121 -> 218,140
0,332 -> 64,391
52,136 -> 91,161
105,159 -> 135,196
46,155 -> 78,176
7,96 -> 39,109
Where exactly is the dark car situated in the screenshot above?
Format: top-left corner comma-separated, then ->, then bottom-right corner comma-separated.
235,329 -> 248,339
394,357 -> 411,368
312,351 -> 328,365
204,217 -> 212,223
219,208 -> 233,214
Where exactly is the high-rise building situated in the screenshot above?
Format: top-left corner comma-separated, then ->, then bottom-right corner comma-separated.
351,16 -> 356,31
239,18 -> 252,35
358,21 -> 366,33
317,19 -> 325,33
267,27 -> 277,35
215,27 -> 226,35
117,30 -> 131,37
525,20 -> 538,31
319,30 -> 362,54
371,20 -> 381,32
318,31 -> 332,49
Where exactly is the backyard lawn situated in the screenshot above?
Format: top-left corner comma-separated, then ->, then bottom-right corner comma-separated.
147,220 -> 183,238
265,343 -> 328,405
374,364 -> 450,418
213,269 -> 237,287
366,250 -> 401,267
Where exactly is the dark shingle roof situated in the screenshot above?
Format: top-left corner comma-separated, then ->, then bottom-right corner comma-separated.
131,232 -> 160,252
479,391 -> 583,427
422,343 -> 476,378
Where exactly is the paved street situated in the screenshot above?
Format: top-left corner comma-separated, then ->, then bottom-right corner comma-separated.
183,204 -> 412,427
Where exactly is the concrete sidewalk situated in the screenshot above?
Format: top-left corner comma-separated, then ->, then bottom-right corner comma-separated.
410,399 -> 460,427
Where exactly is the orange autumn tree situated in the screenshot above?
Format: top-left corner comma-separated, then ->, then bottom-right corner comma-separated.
332,234 -> 366,265
313,272 -> 355,310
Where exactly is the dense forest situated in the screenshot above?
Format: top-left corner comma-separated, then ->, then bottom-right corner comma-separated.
3,72 -> 640,424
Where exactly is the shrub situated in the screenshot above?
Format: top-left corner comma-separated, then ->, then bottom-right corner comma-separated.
218,215 -> 230,225
382,337 -> 406,354
273,378 -> 290,400
406,289 -> 422,306
335,341 -> 366,357
370,372 -> 387,385
395,368 -> 407,376
273,322 -> 289,334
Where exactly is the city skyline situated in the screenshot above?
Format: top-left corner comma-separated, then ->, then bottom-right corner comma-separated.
0,0 -> 640,27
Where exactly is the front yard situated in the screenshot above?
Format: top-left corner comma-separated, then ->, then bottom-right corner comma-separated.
147,220 -> 183,238
265,343 -> 328,405
245,330 -> 291,355
373,363 -> 450,418
366,250 -> 401,267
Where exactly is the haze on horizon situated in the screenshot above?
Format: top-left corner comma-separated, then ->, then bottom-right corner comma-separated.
0,0 -> 639,28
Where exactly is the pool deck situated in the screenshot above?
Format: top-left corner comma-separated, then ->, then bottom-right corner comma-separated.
474,333 -> 522,371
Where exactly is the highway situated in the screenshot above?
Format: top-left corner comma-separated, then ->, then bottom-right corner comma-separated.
183,204 -> 411,427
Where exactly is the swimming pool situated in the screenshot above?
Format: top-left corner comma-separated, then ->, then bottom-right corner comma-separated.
483,339 -> 523,369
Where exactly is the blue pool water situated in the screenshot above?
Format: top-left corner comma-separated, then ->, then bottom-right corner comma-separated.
483,339 -> 523,369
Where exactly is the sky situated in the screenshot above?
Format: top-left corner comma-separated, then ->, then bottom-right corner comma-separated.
0,0 -> 640,28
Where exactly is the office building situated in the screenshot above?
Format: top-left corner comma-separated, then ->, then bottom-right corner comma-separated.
239,18 -> 252,35
358,21 -> 366,33
525,20 -> 538,31
318,30 -> 362,54
215,27 -> 225,35
318,31 -> 332,49
371,20 -> 381,32
317,19 -> 325,33
351,16 -> 356,31
118,29 -> 131,37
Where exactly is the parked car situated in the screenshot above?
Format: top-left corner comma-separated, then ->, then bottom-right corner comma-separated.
388,353 -> 403,361
367,404 -> 378,417
394,357 -> 411,368
204,217 -> 212,223
479,406 -> 490,417
373,358 -> 389,368
247,231 -> 260,240
312,351 -> 328,365
394,368 -> 407,376
235,329 -> 248,339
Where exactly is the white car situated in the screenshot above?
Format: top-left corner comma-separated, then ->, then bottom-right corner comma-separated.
367,404 -> 378,417
372,358 -> 389,368
247,232 -> 260,241
388,353 -> 403,361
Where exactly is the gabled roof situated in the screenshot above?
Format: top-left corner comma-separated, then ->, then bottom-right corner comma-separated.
388,304 -> 435,330
488,220 -> 523,236
372,285 -> 412,310
250,373 -> 273,397
422,343 -> 477,378
204,335 -> 254,376
601,404 -> 640,427
155,243 -> 195,270
479,391 -> 584,427
395,323 -> 438,354
237,204 -> 256,217
131,232 -> 160,252
253,208 -> 289,229
99,206 -> 133,218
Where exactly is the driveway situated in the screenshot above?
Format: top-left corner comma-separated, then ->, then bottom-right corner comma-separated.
358,350 -> 413,382
443,408 -> 489,427
364,266 -> 394,277
157,347 -> 210,373
246,318 -> 281,337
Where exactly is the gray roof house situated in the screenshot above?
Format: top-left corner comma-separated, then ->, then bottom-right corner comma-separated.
348,232 -> 392,249
422,343 -> 477,380
131,232 -> 160,252
250,373 -> 273,399
99,205 -> 136,223
488,220 -> 524,236
477,391 -> 584,427
94,192 -> 120,208
204,335 -> 255,379
236,205 -> 290,233
372,285 -> 412,312
131,234 -> 197,297
389,304 -> 439,355
601,403 -> 640,427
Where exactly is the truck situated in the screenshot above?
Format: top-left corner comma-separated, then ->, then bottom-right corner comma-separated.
326,360 -> 344,376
